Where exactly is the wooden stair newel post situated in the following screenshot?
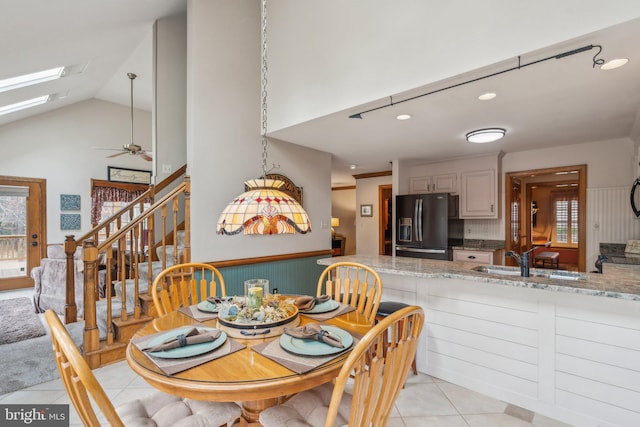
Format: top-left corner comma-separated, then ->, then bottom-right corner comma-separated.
82,239 -> 100,368
183,176 -> 191,262
64,235 -> 78,324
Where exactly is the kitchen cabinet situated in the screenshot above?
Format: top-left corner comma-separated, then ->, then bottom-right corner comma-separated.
460,169 -> 498,218
453,248 -> 503,265
409,172 -> 457,194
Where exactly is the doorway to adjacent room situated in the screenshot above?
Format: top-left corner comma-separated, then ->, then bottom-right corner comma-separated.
504,165 -> 586,272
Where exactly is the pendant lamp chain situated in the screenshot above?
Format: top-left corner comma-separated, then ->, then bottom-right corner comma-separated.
261,0 -> 270,178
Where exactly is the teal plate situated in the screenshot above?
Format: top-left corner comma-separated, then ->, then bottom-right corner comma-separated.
280,325 -> 353,356
299,299 -> 340,314
197,300 -> 219,313
148,327 -> 226,359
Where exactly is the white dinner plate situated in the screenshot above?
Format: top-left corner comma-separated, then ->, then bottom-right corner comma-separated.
279,325 -> 353,356
148,326 -> 226,359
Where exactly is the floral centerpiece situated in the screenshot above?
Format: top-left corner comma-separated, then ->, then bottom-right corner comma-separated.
218,294 -> 297,325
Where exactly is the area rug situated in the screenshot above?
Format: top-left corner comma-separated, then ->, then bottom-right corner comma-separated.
0,297 -> 47,344
0,316 -> 84,395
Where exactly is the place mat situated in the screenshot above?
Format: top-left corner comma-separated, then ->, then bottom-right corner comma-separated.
179,305 -> 218,322
132,327 -> 245,375
301,302 -> 356,321
252,333 -> 357,374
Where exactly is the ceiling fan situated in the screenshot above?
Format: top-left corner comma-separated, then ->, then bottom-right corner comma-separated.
97,73 -> 152,162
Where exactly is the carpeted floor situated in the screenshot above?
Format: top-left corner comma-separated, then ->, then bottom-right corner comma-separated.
0,312 -> 84,395
0,297 -> 47,345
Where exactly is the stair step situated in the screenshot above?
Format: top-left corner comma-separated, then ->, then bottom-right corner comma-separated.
113,314 -> 154,342
139,293 -> 158,318
84,341 -> 128,369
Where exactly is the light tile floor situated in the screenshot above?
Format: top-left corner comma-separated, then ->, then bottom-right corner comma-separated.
0,289 -> 573,426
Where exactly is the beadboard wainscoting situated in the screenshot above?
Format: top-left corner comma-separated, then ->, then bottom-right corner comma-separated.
216,255 -> 326,297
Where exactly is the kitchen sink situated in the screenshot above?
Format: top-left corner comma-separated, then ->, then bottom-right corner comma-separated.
472,265 -> 587,281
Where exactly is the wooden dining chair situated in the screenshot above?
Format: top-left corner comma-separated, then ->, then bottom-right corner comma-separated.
152,262 -> 227,316
317,261 -> 382,324
259,305 -> 425,427
44,310 -> 241,427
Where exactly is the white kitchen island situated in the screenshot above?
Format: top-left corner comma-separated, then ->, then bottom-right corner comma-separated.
318,255 -> 640,427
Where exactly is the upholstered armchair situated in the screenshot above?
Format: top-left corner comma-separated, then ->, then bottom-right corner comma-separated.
32,244 -> 105,318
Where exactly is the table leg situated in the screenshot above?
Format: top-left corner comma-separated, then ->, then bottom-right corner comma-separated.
240,398 -> 283,425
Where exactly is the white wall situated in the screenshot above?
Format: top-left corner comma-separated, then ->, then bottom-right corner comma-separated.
267,1 -> 640,132
187,0 -> 331,262
154,13 -> 187,182
0,99 -> 152,244
355,175 -> 392,255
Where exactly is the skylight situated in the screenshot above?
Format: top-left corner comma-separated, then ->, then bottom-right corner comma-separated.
0,67 -> 65,93
0,96 -> 50,116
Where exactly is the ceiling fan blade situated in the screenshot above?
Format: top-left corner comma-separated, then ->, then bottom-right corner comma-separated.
107,151 -> 127,158
140,153 -> 153,161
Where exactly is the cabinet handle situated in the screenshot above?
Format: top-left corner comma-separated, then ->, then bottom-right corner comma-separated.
467,255 -> 476,259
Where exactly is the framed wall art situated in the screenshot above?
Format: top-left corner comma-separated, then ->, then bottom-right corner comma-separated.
60,213 -> 81,230
60,194 -> 80,211
107,166 -> 151,185
360,204 -> 373,217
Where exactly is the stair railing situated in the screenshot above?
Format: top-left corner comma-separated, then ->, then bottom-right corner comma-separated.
81,176 -> 190,363
62,165 -> 186,323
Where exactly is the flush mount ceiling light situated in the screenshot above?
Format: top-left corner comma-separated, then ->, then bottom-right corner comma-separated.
349,44 -> 608,119
478,92 -> 497,101
601,58 -> 629,70
396,114 -> 412,120
466,128 -> 506,143
216,0 -> 311,236
349,164 -> 357,170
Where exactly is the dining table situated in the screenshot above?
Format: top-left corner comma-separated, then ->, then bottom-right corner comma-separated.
125,296 -> 371,426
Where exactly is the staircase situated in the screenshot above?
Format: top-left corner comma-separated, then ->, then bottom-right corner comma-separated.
63,166 -> 190,368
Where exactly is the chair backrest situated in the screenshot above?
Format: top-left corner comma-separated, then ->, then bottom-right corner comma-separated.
317,262 -> 382,324
45,310 -> 125,427
152,262 -> 227,316
326,305 -> 425,427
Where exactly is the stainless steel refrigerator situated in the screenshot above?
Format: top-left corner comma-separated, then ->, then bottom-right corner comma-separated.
395,193 -> 463,260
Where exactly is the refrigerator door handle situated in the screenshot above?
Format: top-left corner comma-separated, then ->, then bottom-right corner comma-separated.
417,199 -> 423,241
414,199 -> 420,241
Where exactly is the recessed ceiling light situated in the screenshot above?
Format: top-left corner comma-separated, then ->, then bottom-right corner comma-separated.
466,128 -> 505,143
0,67 -> 65,93
478,92 -> 497,101
601,58 -> 629,70
396,114 -> 412,120
349,164 -> 357,170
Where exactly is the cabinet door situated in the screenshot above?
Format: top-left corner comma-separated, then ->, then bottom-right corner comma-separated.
432,173 -> 457,193
460,169 -> 497,218
409,176 -> 430,193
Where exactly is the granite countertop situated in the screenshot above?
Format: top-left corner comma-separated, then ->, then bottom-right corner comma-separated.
318,254 -> 640,301
451,239 -> 505,252
599,243 -> 640,265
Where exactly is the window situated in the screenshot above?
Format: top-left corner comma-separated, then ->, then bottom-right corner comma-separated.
97,201 -> 150,245
554,194 -> 578,246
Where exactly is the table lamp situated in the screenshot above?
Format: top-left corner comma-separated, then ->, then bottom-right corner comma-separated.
331,217 -> 340,239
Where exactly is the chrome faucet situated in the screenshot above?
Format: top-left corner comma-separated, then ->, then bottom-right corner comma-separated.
506,242 -> 551,277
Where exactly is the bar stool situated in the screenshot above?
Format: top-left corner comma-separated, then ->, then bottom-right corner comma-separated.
375,301 -> 418,375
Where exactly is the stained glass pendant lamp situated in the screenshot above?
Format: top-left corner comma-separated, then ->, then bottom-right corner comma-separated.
216,0 -> 311,236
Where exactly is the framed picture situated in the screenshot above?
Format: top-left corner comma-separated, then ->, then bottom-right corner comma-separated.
60,194 -> 80,211
360,204 -> 373,217
108,166 -> 151,185
60,213 -> 81,230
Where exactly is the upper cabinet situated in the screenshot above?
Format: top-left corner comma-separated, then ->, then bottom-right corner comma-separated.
409,172 -> 457,194
460,169 -> 497,218
402,152 -> 502,219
